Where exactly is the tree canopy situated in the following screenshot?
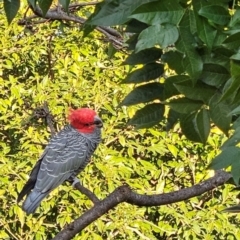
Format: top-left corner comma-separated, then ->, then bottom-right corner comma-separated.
1,0 -> 240,239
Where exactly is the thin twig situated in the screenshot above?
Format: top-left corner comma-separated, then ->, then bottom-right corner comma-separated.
18,3 -> 123,48
74,182 -> 100,204
42,102 -> 56,137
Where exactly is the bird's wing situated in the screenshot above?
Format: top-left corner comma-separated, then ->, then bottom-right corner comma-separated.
34,129 -> 88,193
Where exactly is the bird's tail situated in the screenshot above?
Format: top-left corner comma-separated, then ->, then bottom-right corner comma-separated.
22,190 -> 48,214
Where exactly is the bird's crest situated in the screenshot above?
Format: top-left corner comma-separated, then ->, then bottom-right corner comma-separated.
68,108 -> 96,124
68,108 -> 98,133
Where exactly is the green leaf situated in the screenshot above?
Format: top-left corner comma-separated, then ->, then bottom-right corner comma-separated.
28,0 -> 36,9
223,32 -> 240,50
168,98 -> 203,114
164,75 -> 191,100
209,93 -> 231,135
180,111 -> 202,143
229,106 -> 240,116
131,0 -> 185,25
126,34 -> 139,51
125,19 -> 148,33
175,10 -> 203,82
195,108 -> 210,144
221,127 -> 240,150
198,5 -> 230,25
166,109 -> 181,130
230,7 -> 240,27
128,103 -> 165,128
123,63 -> 164,84
38,0 -> 53,16
200,63 -> 230,87
174,82 -> 216,103
211,47 -> 233,68
3,0 -> 20,24
208,146 -> 240,170
88,0 -> 157,26
233,117 -> 240,130
230,51 -> 240,61
220,62 -> 240,102
136,24 -> 179,52
195,15 -> 217,49
123,48 -> 162,65
161,51 -> 184,74
59,0 -> 70,13
231,158 -> 240,185
120,83 -> 164,106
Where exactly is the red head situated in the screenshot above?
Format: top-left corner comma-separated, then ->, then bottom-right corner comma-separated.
68,108 -> 103,133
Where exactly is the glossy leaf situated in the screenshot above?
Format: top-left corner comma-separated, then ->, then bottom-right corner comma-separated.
231,158 -> 240,185
221,127 -> 240,150
123,48 -> 162,65
174,82 -> 216,103
229,106 -> 240,116
198,5 -> 230,25
3,0 -> 20,24
223,32 -> 240,50
38,0 -> 53,16
209,93 -> 231,135
164,75 -> 191,100
166,109 -> 181,130
168,98 -> 203,114
229,7 -> 240,27
209,146 -> 240,170
120,83 -> 164,106
194,13 -> 217,49
195,108 -> 210,144
175,10 -> 203,82
180,111 -> 202,143
125,19 -> 148,33
123,63 -> 164,84
88,0 -> 157,26
136,24 -> 179,52
161,51 -> 184,74
59,0 -> 70,13
200,63 -> 230,87
128,103 -> 165,128
131,0 -> 185,25
220,62 -> 240,102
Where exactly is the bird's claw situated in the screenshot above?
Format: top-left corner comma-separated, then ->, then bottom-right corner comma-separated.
72,177 -> 80,187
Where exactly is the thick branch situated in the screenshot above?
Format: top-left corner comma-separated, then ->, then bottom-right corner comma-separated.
53,170 -> 231,240
127,170 -> 231,206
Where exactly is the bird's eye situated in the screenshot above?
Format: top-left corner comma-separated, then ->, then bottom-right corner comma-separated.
94,120 -> 103,128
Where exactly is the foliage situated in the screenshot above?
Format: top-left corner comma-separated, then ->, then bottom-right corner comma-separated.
1,0 -> 240,239
80,0 -> 240,184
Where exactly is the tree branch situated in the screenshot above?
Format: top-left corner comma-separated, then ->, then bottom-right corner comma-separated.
52,170 -> 231,240
42,101 -> 56,137
18,3 -> 123,48
73,182 -> 100,204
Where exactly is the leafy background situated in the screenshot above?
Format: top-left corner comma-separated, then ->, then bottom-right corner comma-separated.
1,0 -> 240,239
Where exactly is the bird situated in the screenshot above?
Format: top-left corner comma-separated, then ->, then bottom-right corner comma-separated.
17,108 -> 103,214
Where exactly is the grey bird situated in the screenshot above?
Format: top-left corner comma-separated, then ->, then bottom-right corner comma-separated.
17,108 -> 103,214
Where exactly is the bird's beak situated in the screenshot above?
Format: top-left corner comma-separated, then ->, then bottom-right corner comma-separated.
94,116 -> 103,128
